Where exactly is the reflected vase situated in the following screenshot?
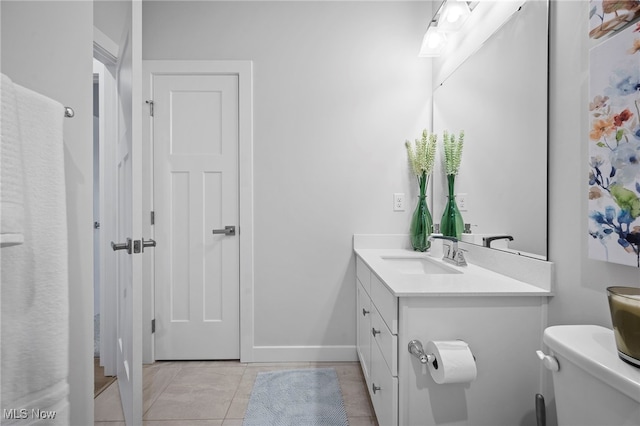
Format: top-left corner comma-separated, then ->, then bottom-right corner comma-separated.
410,194 -> 433,252
441,174 -> 464,239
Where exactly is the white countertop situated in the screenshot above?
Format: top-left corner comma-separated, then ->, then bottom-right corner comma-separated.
355,248 -> 552,297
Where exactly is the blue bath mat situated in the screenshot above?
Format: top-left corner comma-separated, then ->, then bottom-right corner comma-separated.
243,368 -> 348,426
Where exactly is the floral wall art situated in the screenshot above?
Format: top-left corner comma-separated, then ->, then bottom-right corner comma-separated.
589,22 -> 640,267
590,0 -> 640,39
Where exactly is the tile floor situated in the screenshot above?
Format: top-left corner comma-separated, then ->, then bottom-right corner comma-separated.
94,361 -> 378,425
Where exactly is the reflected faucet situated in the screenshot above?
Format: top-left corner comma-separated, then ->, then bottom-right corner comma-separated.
483,235 -> 514,248
428,235 -> 467,266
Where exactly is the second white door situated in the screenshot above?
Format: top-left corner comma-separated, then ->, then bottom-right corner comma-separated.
153,73 -> 240,360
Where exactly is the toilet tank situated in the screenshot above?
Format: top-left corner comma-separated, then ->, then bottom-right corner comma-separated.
543,325 -> 640,426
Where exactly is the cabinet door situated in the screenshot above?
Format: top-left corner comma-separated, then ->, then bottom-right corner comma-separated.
357,283 -> 371,382
371,339 -> 398,426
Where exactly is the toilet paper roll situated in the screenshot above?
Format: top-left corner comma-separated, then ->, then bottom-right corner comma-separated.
426,340 -> 477,384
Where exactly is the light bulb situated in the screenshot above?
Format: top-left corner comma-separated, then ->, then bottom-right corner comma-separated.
447,7 -> 461,23
428,32 -> 444,49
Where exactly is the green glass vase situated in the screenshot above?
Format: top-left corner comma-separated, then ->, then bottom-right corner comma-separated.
441,174 -> 464,239
410,173 -> 433,252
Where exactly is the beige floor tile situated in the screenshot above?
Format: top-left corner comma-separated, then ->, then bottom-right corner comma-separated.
143,367 -> 244,420
94,381 -> 125,422
146,360 -> 246,369
340,379 -> 375,418
247,361 -> 311,368
347,416 -> 379,426
143,364 -> 182,414
144,420 -> 223,426
224,395 -> 249,419
233,372 -> 257,400
179,361 -> 247,368
97,361 -> 376,425
334,363 -> 367,384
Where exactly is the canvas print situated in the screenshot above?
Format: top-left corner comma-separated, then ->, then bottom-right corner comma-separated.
590,0 -> 640,39
589,23 -> 640,267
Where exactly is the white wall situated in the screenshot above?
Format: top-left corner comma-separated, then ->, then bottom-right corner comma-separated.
547,0 -> 640,328
543,3 -> 640,422
1,1 -> 94,424
143,1 -> 432,359
95,0 -> 131,49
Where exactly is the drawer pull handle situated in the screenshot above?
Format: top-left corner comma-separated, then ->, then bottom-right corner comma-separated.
372,383 -> 381,394
362,308 -> 370,316
371,328 -> 381,337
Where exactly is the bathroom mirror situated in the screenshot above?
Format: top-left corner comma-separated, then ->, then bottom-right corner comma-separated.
432,0 -> 549,259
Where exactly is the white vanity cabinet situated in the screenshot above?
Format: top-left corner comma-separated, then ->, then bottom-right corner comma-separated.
354,246 -> 553,426
356,257 -> 398,426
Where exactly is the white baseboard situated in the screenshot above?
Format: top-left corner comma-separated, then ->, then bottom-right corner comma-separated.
249,345 -> 357,363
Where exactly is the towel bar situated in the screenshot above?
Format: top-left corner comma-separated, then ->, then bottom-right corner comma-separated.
64,106 -> 74,118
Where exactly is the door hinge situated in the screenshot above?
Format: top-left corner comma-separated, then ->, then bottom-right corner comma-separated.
151,319 -> 156,334
145,100 -> 154,117
150,211 -> 155,225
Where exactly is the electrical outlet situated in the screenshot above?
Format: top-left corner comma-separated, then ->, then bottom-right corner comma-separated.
457,193 -> 468,211
393,193 -> 405,211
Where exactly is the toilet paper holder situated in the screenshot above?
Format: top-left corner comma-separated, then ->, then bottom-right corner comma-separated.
408,340 -> 438,368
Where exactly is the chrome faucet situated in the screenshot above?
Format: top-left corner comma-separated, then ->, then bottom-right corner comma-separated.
483,235 -> 514,248
429,235 -> 467,266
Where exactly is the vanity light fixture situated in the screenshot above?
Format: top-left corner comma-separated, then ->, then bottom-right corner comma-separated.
418,0 -> 476,57
438,0 -> 471,32
418,25 -> 447,57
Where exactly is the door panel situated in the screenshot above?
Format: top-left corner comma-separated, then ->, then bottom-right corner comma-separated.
154,73 -> 240,360
112,1 -> 143,423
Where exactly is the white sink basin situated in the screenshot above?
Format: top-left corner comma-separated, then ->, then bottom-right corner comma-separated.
380,256 -> 462,275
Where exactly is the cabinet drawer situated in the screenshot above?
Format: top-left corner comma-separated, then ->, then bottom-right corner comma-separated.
371,306 -> 397,376
356,256 -> 371,295
371,273 -> 397,334
370,338 -> 398,426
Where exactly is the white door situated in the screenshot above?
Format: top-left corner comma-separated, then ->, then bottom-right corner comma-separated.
95,51 -> 118,379
153,73 -> 240,360
110,2 -> 144,423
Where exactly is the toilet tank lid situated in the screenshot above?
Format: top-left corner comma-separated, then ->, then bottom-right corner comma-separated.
543,325 -> 640,404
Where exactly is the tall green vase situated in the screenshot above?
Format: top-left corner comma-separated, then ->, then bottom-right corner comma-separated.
410,173 -> 433,252
441,174 -> 464,239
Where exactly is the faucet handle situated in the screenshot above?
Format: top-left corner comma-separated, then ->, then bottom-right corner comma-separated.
443,243 -> 453,258
453,248 -> 467,266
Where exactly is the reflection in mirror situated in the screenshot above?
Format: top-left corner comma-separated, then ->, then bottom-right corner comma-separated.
432,0 -> 549,259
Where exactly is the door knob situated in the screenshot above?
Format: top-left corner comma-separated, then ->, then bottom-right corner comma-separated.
142,238 -> 156,253
212,226 -> 236,236
111,238 -> 132,254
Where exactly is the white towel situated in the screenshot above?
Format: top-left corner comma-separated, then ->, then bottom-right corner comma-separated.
1,83 -> 69,425
0,73 -> 25,246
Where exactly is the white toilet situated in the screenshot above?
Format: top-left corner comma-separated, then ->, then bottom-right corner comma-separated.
542,325 -> 640,426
